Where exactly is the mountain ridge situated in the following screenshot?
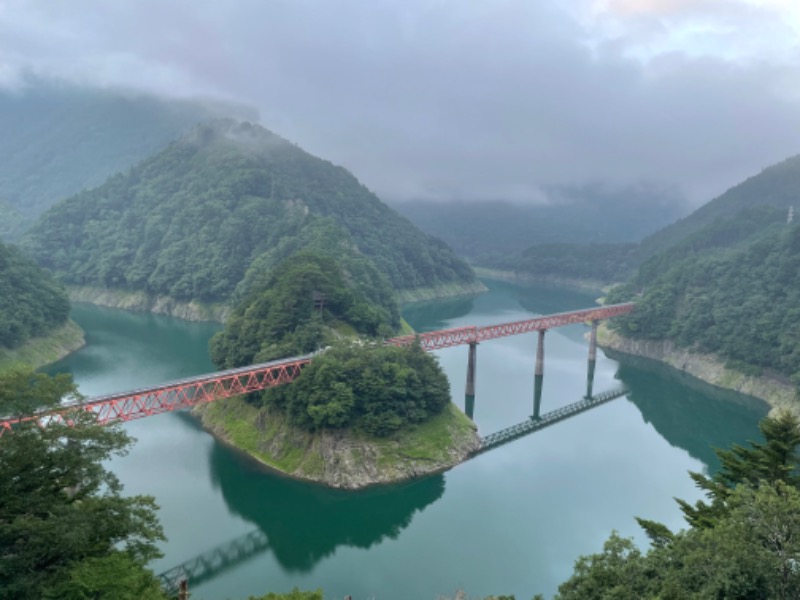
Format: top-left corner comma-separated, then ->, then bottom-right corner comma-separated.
22,119 -> 479,314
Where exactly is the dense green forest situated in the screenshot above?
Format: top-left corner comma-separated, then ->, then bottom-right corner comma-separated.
210,252 -> 450,437
606,206 -> 800,381
482,154 -> 800,287
483,242 -> 638,283
0,81 -> 242,239
554,413 -> 800,599
0,368 -> 168,600
210,252 -> 398,368
0,240 -> 70,349
23,119 -> 475,303
638,154 -> 800,259
391,184 -> 686,260
263,342 -> 450,436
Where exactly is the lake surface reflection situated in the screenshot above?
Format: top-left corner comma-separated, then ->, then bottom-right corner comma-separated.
45,281 -> 768,599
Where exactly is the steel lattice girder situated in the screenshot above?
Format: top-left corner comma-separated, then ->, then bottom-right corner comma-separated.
0,303 -> 634,435
0,355 -> 312,437
386,302 -> 635,351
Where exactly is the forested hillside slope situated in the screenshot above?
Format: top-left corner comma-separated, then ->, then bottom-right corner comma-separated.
607,205 -> 800,383
0,241 -> 70,349
0,81 -> 245,239
392,185 -> 685,260
638,154 -> 800,258
23,119 -> 477,307
489,154 -> 800,287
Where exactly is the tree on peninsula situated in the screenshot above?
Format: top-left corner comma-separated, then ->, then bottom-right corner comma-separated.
210,252 -> 452,437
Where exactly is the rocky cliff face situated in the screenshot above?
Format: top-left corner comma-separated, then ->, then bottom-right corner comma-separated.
195,397 -> 481,489
598,325 -> 798,415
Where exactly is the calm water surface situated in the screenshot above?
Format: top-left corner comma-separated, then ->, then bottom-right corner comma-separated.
45,281 -> 769,599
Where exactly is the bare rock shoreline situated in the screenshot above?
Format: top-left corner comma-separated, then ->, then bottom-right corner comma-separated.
194,398 -> 481,489
598,324 -> 798,415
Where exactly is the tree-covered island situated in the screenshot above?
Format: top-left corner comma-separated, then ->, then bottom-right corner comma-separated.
197,252 -> 480,489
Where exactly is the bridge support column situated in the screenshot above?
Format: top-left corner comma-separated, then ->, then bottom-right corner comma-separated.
586,320 -> 597,399
533,330 -> 545,420
465,342 -> 477,419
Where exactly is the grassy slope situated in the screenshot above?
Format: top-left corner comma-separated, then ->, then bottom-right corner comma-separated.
196,397 -> 477,483
0,320 -> 85,371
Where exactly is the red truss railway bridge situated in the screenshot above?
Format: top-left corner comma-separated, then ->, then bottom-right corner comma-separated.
0,302 -> 634,436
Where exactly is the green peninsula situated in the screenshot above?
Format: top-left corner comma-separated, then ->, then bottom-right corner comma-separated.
196,252 -> 479,488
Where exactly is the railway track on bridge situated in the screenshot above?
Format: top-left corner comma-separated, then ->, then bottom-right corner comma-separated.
474,387 -> 629,455
0,303 -> 634,436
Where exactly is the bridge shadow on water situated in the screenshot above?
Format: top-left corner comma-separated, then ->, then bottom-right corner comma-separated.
157,427 -> 446,592
473,386 -> 628,455
158,354 -> 771,593
160,380 -> 626,592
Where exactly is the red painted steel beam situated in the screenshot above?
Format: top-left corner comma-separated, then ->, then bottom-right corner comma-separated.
0,354 -> 313,437
0,304 -> 634,435
386,302 -> 635,351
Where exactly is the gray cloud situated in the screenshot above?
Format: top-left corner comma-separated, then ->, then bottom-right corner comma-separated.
1,0 -> 799,206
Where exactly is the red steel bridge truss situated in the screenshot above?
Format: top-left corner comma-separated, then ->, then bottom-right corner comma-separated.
0,354 -> 313,437
385,302 -> 635,351
0,303 -> 634,436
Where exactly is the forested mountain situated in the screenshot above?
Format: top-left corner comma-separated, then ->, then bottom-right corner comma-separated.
489,155 -> 800,286
483,242 -> 638,284
0,81 -> 247,239
210,252 -> 398,368
638,154 -> 800,258
391,184 -> 686,260
23,119 -> 476,304
607,205 -> 800,381
0,240 -> 70,349
209,252 -> 450,438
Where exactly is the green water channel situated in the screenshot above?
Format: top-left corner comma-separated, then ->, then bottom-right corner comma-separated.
44,280 -> 769,599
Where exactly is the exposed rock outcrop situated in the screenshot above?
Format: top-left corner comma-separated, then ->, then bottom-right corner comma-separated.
195,398 -> 481,489
598,324 -> 798,415
68,286 -> 230,322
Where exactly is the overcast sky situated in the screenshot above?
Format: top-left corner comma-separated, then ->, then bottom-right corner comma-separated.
2,0 -> 800,206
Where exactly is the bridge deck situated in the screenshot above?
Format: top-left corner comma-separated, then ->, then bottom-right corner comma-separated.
0,303 -> 634,435
0,353 -> 315,435
385,302 -> 634,351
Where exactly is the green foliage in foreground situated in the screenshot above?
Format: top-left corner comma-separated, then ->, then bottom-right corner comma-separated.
210,252 -> 399,368
0,240 -> 70,349
0,367 -> 167,600
608,206 -> 800,382
264,342 -> 450,436
555,412 -> 800,600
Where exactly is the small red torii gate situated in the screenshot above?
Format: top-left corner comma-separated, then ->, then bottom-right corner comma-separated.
0,303 -> 635,436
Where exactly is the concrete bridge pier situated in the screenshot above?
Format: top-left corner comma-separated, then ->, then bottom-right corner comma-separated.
586,320 -> 598,399
465,342 -> 477,420
533,330 -> 545,420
